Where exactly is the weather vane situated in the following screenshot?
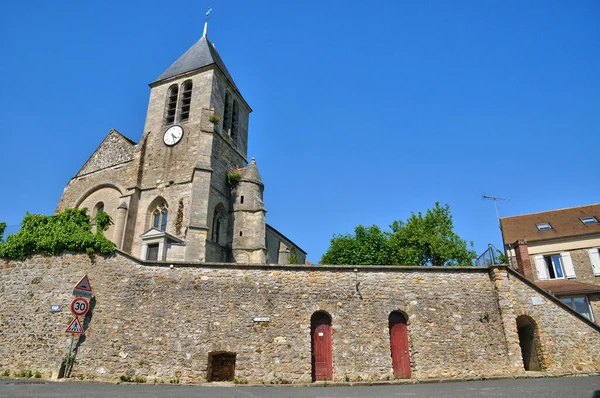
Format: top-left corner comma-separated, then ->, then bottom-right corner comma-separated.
203,7 -> 212,38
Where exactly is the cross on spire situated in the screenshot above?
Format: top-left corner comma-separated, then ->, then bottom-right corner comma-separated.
203,7 -> 213,38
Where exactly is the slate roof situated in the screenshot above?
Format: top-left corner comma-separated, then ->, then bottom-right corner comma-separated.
535,280 -> 600,295
152,36 -> 238,89
500,203 -> 600,244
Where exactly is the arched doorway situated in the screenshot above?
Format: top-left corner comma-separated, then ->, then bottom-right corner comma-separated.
516,315 -> 542,371
389,311 -> 411,378
311,311 -> 333,381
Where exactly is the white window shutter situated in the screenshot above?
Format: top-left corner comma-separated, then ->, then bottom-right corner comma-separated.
588,248 -> 600,276
534,255 -> 549,281
560,252 -> 576,279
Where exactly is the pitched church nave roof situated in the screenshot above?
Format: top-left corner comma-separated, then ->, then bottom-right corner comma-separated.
152,36 -> 238,89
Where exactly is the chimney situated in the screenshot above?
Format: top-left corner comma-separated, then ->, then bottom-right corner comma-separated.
513,240 -> 534,280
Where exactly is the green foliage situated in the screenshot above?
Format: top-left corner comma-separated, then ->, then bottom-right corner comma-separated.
120,374 -> 132,382
0,222 -> 5,242
227,170 -> 241,185
2,370 -> 9,377
134,376 -> 147,383
496,249 -> 506,264
321,202 -> 476,266
15,369 -> 33,378
95,211 -> 113,232
288,248 -> 299,264
209,114 -> 220,124
0,208 -> 116,260
34,371 -> 42,378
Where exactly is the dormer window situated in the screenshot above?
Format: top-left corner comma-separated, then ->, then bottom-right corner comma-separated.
536,222 -> 552,231
580,216 -> 599,225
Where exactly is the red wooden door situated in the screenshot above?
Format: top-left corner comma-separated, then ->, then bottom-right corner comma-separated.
389,312 -> 411,378
311,314 -> 333,381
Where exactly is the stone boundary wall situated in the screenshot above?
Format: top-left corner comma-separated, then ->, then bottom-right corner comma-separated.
0,253 -> 598,384
492,267 -> 600,373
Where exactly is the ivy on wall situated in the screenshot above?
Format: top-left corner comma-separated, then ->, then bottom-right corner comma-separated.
0,208 -> 116,260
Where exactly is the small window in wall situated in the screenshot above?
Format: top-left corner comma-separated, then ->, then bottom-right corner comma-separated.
165,84 -> 179,125
147,243 -> 159,261
93,202 -> 105,218
152,205 -> 168,232
239,231 -> 243,236
560,296 -> 595,321
536,222 -> 552,231
179,80 -> 193,122
580,216 -> 599,225
240,196 -> 244,204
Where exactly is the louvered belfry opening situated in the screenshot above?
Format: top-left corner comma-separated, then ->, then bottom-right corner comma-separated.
165,84 -> 179,125
179,80 -> 193,122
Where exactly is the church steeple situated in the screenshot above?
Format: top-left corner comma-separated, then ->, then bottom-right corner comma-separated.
151,36 -> 238,89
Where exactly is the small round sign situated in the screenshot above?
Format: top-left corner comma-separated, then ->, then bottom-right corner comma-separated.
71,297 -> 89,317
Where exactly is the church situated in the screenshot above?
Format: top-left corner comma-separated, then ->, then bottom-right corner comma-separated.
56,25 -> 306,265
2,23 -> 600,385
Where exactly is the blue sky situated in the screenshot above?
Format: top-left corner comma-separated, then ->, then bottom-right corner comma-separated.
1,1 -> 598,263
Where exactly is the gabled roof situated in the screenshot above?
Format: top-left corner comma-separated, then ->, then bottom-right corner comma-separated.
500,203 -> 600,244
152,36 -> 237,89
76,129 -> 137,177
139,228 -> 183,243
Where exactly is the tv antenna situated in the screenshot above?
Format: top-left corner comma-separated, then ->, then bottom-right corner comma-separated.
483,195 -> 509,225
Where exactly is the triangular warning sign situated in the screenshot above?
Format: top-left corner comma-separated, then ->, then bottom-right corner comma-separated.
65,318 -> 85,334
74,275 -> 92,292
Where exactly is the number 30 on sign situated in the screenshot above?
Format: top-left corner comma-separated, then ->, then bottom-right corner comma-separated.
71,297 -> 89,317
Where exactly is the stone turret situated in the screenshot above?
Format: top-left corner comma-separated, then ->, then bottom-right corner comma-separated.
231,158 -> 267,263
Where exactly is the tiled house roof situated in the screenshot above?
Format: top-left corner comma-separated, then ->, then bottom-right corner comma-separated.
500,203 -> 600,244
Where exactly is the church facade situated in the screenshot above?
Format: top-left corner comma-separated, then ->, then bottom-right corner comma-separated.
56,31 -> 305,265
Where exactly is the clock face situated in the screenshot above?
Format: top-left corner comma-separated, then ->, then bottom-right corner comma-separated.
163,125 -> 184,146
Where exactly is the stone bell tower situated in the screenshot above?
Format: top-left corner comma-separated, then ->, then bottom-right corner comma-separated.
127,20 -> 253,262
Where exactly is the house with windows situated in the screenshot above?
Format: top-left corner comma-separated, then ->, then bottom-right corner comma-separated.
55,27 -> 306,265
500,203 -> 600,323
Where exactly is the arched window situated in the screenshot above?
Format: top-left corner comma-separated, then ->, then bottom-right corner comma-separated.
164,84 -> 179,125
93,201 -> 105,218
212,204 -> 225,245
179,80 -> 193,122
231,99 -> 239,139
152,204 -> 168,232
223,92 -> 232,133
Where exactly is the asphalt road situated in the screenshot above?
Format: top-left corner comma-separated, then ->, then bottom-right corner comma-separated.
1,376 -> 600,398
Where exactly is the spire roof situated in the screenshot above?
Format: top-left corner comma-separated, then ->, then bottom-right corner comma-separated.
241,158 -> 263,186
151,36 -> 237,89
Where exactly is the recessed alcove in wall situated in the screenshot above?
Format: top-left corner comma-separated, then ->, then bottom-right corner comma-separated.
207,351 -> 236,382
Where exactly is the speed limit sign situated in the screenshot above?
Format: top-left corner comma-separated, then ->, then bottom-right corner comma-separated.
71,297 -> 89,317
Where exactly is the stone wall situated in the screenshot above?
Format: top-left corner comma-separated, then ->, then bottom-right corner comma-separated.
1,254 -> 599,384
492,267 -> 600,373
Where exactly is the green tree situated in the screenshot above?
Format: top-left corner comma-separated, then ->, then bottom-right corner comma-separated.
320,202 -> 476,266
0,222 -> 6,242
0,209 -> 116,260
